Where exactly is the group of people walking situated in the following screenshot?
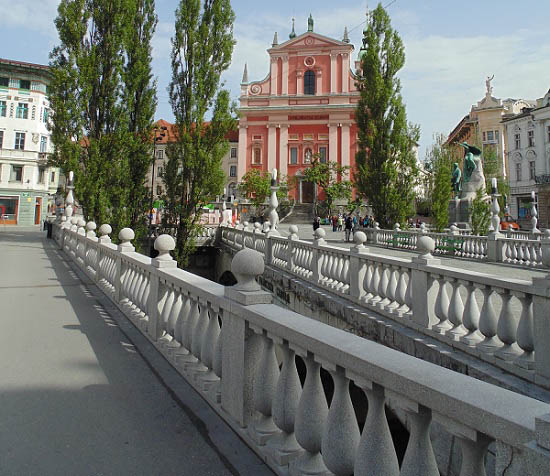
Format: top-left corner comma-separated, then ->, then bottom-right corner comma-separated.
313,213 -> 375,242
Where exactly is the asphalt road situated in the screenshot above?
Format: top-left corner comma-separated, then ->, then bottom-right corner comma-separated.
0,230 -> 271,476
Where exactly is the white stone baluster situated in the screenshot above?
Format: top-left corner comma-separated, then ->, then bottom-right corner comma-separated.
400,405 -> 439,476
167,291 -> 183,354
495,289 -> 522,360
362,260 -> 374,303
354,382 -> 399,476
267,340 -> 303,465
177,295 -> 200,367
460,282 -> 482,345
158,287 -> 175,347
321,367 -> 360,476
433,276 -> 452,333
446,278 -> 467,340
174,292 -> 192,362
515,292 -> 535,369
199,303 -> 221,388
250,331 -> 280,445
377,264 -> 390,309
457,434 -> 491,476
188,299 -> 209,374
396,267 -> 408,314
477,285 -> 501,352
290,354 -> 329,476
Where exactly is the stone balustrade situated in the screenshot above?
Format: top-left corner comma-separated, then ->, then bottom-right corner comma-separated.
362,226 -> 545,268
220,224 -> 550,389
52,220 -> 550,475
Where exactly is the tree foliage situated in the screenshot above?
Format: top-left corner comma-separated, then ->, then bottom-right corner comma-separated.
48,0 -> 158,242
302,157 -> 352,216
163,0 -> 236,266
355,3 -> 419,228
470,188 -> 491,235
238,170 -> 290,216
426,133 -> 453,232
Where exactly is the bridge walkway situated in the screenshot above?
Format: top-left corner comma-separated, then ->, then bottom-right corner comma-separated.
0,230 -> 272,476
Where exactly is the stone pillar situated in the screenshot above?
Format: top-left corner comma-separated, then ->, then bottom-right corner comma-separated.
330,54 -> 338,94
115,228 -> 135,304
411,235 -> 440,328
270,57 -> 278,95
341,124 -> 350,168
533,231 -> 550,386
315,68 -> 322,96
296,70 -> 303,95
311,228 -> 326,284
349,232 -> 368,301
279,125 -> 288,178
148,235 -> 177,341
341,53 -> 349,93
267,125 -> 277,173
329,123 -> 338,164
238,124 -> 247,182
282,56 -> 289,95
222,248 -> 272,427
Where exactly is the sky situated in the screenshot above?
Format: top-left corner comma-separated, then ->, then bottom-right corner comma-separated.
1,0 -> 549,159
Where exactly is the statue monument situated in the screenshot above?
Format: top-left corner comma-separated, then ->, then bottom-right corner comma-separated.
448,142 -> 488,225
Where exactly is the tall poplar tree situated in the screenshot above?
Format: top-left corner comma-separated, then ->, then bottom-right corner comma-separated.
164,0 -> 236,265
48,0 -> 157,241
426,133 -> 453,232
355,3 -> 419,228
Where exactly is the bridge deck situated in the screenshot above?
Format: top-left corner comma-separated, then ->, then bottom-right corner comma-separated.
0,231 -> 271,476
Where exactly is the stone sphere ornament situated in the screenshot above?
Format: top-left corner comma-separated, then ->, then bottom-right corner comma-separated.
417,235 -> 435,259
119,227 -> 135,244
232,248 -> 264,292
99,224 -> 112,236
154,234 -> 176,261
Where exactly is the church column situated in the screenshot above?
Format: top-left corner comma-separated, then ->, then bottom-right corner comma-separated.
296,70 -> 303,95
315,68 -> 323,96
341,124 -> 350,168
267,124 -> 277,173
282,56 -> 289,95
330,54 -> 338,94
329,123 -> 339,164
270,57 -> 278,95
341,53 -> 349,93
237,124 -> 248,181
279,125 -> 288,178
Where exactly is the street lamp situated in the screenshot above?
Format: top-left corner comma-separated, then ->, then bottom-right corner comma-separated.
149,125 -> 167,256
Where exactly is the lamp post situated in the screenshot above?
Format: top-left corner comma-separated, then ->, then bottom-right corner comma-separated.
489,177 -> 501,236
149,125 -> 167,256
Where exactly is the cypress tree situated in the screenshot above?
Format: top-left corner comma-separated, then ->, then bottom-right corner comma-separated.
427,133 -> 453,231
355,3 -> 419,228
48,0 -> 157,242
164,0 -> 236,266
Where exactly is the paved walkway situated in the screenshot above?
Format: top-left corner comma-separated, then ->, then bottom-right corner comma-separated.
276,224 -> 547,281
0,230 -> 272,476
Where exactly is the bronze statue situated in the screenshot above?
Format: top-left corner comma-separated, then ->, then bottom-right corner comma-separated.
451,163 -> 461,193
458,142 -> 482,183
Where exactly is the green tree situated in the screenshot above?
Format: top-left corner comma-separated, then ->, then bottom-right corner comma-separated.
164,0 -> 236,266
355,3 -> 420,228
482,144 -> 509,214
427,133 -> 453,232
470,188 -> 491,235
48,0 -> 157,242
238,170 -> 290,217
302,157 -> 353,216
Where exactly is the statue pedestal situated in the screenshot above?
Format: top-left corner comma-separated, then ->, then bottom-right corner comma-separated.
448,197 -> 474,226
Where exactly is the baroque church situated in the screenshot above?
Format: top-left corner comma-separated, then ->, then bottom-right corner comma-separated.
237,16 -> 363,203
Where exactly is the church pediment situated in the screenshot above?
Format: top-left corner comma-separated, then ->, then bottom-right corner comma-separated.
270,32 -> 351,52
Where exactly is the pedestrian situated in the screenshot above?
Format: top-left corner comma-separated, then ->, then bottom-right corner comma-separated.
313,216 -> 321,231
344,215 -> 353,242
332,215 -> 338,232
338,215 -> 343,231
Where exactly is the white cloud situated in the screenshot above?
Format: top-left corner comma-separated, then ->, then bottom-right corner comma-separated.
0,0 -> 59,39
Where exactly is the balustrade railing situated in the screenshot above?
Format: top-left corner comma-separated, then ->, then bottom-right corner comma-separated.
52,220 -> 550,476
220,225 -> 550,388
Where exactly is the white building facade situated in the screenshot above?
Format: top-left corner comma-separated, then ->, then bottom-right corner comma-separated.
0,58 -> 58,226
503,89 -> 550,228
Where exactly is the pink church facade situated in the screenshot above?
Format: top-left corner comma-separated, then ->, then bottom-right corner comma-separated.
237,19 -> 361,203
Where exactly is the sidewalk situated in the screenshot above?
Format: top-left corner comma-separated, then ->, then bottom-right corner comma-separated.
0,230 -> 271,476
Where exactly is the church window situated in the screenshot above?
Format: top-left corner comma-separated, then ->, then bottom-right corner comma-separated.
528,130 -> 535,147
252,148 -> 262,165
319,146 -> 327,163
229,165 -> 237,177
304,70 -> 315,95
304,148 -> 312,164
230,147 -> 237,159
516,163 -> 522,181
515,133 -> 521,149
290,147 -> 298,164
486,131 -> 494,142
529,161 -> 536,180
